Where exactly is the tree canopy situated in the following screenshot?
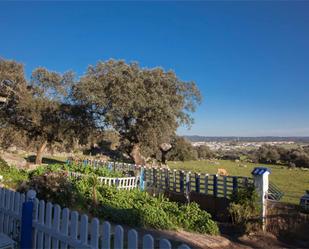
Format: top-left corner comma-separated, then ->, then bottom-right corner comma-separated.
1,58 -> 201,165
0,58 -> 94,164
74,60 -> 201,164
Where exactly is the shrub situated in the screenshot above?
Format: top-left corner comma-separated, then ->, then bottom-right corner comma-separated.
0,156 -> 28,188
178,202 -> 219,234
0,156 -> 10,171
19,171 -> 75,207
63,163 -> 123,177
228,184 -> 260,233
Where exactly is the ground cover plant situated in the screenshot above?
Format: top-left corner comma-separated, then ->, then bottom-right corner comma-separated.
168,159 -> 309,204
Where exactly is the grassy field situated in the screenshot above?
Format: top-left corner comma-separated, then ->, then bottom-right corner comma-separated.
167,159 -> 309,204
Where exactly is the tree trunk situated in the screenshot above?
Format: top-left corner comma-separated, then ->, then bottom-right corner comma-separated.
35,141 -> 47,164
130,144 -> 145,165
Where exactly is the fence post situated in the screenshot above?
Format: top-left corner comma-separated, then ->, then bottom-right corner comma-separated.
185,172 -> 191,193
195,173 -> 200,193
205,174 -> 209,195
179,171 -> 184,193
251,167 -> 271,231
232,176 -> 238,194
173,170 -> 177,192
153,168 -> 157,187
223,176 -> 227,198
213,175 -> 218,197
140,167 -> 145,191
165,169 -> 170,191
20,190 -> 36,249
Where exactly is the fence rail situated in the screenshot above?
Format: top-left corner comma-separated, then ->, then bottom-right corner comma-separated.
0,187 -> 191,249
67,159 -> 253,198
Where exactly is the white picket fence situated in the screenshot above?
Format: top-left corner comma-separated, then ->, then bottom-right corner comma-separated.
0,187 -> 191,249
67,171 -> 138,190
0,188 -> 24,241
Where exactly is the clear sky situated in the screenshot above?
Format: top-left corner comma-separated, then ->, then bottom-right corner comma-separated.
1,1 -> 309,136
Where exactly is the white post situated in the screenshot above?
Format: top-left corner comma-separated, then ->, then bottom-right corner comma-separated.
251,167 -> 270,231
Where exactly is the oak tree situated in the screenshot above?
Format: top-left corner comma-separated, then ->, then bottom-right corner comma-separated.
74,60 -> 201,164
0,58 -> 94,164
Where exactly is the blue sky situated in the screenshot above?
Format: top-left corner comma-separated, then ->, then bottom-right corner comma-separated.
1,1 -> 309,136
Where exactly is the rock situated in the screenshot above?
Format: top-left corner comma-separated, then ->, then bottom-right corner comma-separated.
0,152 -> 28,169
160,143 -> 172,152
7,146 -> 17,153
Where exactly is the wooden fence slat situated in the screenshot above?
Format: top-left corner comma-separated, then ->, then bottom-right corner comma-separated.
3,189 -> 11,234
60,208 -> 70,249
12,192 -> 20,239
80,214 -> 88,245
213,175 -> 218,197
223,176 -> 227,198
180,171 -> 184,192
51,204 -> 61,249
8,190 -> 15,236
143,234 -> 154,249
114,225 -> 124,249
195,173 -> 200,193
128,229 -> 138,249
160,238 -> 172,249
173,170 -> 177,192
44,202 -> 53,249
70,211 -> 79,241
90,218 -> 100,249
0,188 -> 4,233
204,174 -> 209,195
32,198 -> 39,249
101,221 -> 111,249
37,200 -> 45,249
178,244 -> 191,249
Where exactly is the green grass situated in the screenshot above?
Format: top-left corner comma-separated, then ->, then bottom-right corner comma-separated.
167,159 -> 309,204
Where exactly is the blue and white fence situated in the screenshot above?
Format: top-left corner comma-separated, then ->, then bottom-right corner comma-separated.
67,159 -> 253,198
0,187 -> 191,249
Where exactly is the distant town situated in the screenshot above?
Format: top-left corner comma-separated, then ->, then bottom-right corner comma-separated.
185,136 -> 309,151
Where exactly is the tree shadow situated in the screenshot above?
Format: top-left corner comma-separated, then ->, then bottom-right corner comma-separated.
25,155 -> 66,165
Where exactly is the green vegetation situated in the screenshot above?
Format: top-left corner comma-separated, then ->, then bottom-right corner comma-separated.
1,58 -> 201,165
29,163 -> 124,178
4,162 -> 218,235
228,184 -> 260,232
168,159 -> 309,204
72,178 -> 219,234
0,59 -> 94,164
0,156 -> 28,188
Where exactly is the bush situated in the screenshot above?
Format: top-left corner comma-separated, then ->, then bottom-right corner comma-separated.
167,137 -> 198,161
228,184 -> 260,233
0,156 -> 10,171
178,202 -> 219,234
19,171 -> 75,207
63,163 -> 123,177
0,156 -> 28,188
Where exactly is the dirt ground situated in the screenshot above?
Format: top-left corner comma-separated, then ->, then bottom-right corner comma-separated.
139,225 -> 309,249
222,232 -> 308,249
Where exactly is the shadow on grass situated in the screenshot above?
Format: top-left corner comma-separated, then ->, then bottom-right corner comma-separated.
26,155 -> 66,165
